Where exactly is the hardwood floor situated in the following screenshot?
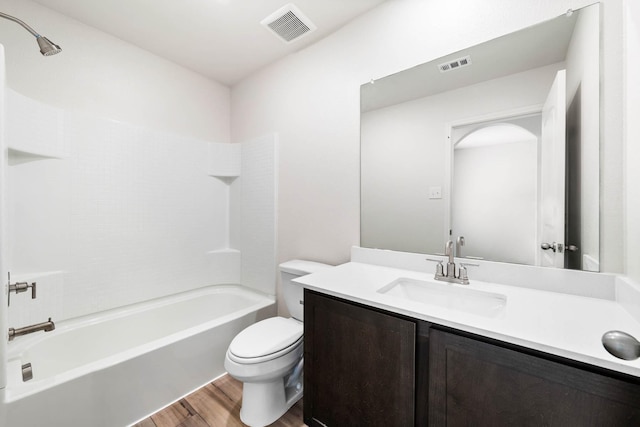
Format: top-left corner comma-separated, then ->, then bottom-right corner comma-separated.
134,375 -> 305,427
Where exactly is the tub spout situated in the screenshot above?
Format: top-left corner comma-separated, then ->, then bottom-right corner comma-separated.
8,318 -> 55,341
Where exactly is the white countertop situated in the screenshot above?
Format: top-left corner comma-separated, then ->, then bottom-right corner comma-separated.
294,261 -> 640,378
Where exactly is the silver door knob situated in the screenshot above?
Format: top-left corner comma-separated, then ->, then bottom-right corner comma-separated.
566,244 -> 579,252
540,242 -> 563,253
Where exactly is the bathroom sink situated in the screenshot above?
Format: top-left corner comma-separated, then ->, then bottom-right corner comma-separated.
377,278 -> 506,317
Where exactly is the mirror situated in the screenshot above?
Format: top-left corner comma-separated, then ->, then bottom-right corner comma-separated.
360,3 -> 600,271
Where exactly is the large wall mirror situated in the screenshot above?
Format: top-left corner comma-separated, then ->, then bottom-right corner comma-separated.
360,3 -> 600,271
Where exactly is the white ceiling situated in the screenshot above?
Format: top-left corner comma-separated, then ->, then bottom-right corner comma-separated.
32,0 -> 388,86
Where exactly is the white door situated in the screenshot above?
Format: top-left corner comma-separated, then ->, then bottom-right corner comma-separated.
539,70 -> 566,268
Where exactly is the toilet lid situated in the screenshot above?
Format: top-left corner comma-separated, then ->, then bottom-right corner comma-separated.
229,317 -> 303,360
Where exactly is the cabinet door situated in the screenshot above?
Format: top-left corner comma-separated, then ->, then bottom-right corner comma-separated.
429,328 -> 640,426
304,290 -> 416,427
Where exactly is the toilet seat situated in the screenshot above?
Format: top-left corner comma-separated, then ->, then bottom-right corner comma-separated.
228,317 -> 303,364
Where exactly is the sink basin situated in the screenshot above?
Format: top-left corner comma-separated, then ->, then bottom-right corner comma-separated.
377,278 -> 507,317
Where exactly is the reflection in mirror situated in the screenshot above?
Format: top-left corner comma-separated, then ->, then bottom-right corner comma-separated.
452,118 -> 539,265
360,3 -> 599,271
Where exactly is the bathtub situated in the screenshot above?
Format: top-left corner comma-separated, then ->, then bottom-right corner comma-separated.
0,285 -> 275,427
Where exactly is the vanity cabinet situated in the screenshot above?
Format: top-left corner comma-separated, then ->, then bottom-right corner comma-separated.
304,290 -> 640,427
303,290 -> 431,427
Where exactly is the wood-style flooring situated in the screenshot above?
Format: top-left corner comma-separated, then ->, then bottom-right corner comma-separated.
134,374 -> 305,427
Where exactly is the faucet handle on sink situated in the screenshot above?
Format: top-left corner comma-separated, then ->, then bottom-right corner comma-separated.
426,258 -> 445,277
458,262 -> 479,283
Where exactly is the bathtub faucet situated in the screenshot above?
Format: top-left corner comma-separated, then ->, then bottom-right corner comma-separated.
8,318 -> 55,341
7,272 -> 37,306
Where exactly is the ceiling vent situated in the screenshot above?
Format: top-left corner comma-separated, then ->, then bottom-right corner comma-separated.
261,3 -> 317,43
438,55 -> 472,73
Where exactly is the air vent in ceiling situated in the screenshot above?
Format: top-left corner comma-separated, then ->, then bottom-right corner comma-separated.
438,55 -> 472,73
261,3 -> 317,43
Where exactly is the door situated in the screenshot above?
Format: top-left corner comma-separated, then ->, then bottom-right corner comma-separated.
539,70 -> 566,267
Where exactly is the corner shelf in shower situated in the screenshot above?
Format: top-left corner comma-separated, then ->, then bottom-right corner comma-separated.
208,173 -> 239,185
207,248 -> 240,255
7,147 -> 66,165
208,142 -> 240,183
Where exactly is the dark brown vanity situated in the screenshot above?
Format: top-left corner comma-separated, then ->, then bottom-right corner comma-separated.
303,290 -> 640,426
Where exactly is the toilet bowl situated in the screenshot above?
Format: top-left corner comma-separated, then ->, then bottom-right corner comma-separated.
224,260 -> 331,427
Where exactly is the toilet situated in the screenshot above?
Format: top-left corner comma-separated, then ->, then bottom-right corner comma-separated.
224,260 -> 331,427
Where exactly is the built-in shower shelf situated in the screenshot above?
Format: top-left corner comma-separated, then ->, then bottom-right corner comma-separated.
208,173 -> 239,177
7,147 -> 65,165
208,173 -> 239,184
207,248 -> 240,255
208,142 -> 240,180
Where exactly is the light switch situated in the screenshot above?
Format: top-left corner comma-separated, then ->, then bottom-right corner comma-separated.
429,186 -> 442,199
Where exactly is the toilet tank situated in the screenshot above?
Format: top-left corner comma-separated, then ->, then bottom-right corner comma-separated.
279,260 -> 332,321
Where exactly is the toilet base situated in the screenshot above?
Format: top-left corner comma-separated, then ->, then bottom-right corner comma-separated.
239,378 -> 303,427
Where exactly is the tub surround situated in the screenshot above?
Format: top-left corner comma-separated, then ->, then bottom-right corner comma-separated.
4,90 -> 278,325
294,247 -> 640,378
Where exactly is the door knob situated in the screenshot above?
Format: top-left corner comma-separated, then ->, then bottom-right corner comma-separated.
540,242 -> 563,253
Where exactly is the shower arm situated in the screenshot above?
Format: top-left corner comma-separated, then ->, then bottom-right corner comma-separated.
0,11 -> 61,56
0,11 -> 40,38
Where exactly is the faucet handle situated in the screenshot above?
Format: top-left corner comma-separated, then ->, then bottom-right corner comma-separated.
458,262 -> 479,284
7,278 -> 37,306
426,258 -> 445,276
426,257 -> 445,266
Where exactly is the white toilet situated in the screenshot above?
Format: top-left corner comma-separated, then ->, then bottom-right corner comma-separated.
224,260 -> 331,427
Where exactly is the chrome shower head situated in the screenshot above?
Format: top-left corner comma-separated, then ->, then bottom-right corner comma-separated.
0,11 -> 62,56
37,35 -> 61,56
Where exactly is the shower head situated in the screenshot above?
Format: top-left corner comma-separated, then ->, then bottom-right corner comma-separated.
36,35 -> 61,56
0,11 -> 62,56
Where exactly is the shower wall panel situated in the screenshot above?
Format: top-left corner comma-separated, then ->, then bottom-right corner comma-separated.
238,134 -> 278,295
6,90 -> 239,325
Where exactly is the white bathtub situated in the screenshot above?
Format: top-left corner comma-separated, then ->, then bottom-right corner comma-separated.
0,285 -> 275,427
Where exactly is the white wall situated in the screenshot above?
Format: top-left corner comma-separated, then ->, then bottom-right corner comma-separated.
361,64 -> 560,255
625,0 -> 640,282
232,0 -> 624,284
0,0 -> 229,142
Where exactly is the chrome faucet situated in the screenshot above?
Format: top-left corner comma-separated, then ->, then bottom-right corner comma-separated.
8,318 -> 55,341
427,240 -> 477,285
